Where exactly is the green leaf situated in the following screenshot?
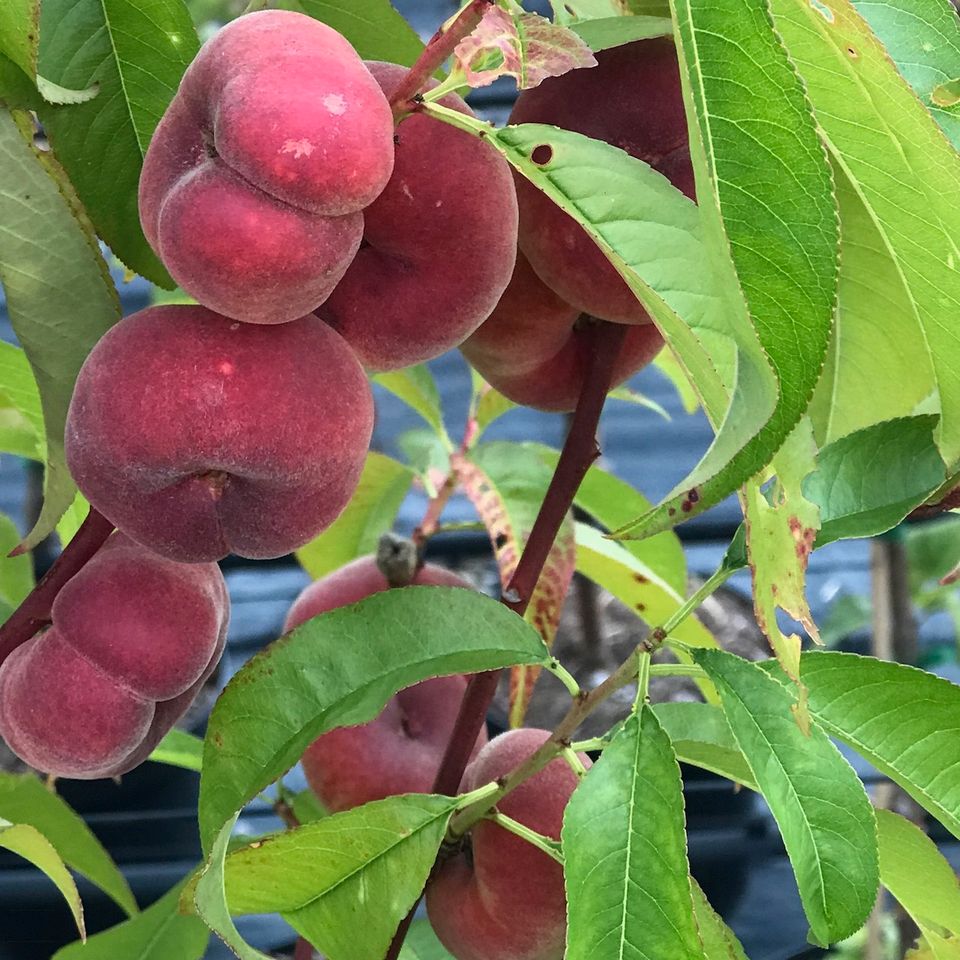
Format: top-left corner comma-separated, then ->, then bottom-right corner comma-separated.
398,919 -> 454,960
0,109 -> 120,549
471,374 -> 518,438
653,346 -> 700,415
0,0 -> 39,79
652,702 -> 757,789
574,523 -> 716,652
0,773 -> 137,916
570,15 -> 674,51
606,384 -> 670,419
36,75 -> 100,105
193,817 -> 272,960
295,452 -> 413,581
530,443 -> 687,594
0,818 -> 84,938
37,0 -> 200,284
769,0 -> 960,468
373,366 -> 450,446
289,788 -> 328,826
0,513 -> 33,617
851,0 -> 960,150
221,795 -> 457,960
56,494 -> 92,548
657,0 -> 839,536
278,0 -> 424,65
563,707 -> 704,959
147,729 -> 204,773
791,652 -> 960,840
807,160 -> 937,446
0,341 -> 43,460
691,877 -> 749,959
199,587 -> 550,851
876,809 -> 960,941
0,53 -> 41,110
696,650 -> 879,944
53,876 -> 208,960
397,428 -> 450,496
804,416 -> 946,545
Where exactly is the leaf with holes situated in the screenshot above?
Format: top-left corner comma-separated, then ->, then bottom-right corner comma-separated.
696,649 -> 879,944
278,0 -> 423,65
199,587 -> 550,851
37,0 -> 199,284
769,0 -> 960,468
296,453 -> 414,581
455,441 -> 575,727
0,109 -> 119,549
743,422 -> 821,689
851,0 -> 960,150
216,796 -> 457,960
563,708 -> 704,960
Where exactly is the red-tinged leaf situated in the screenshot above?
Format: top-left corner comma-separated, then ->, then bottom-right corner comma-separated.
453,8 -> 596,90
517,13 -> 597,88
453,443 -> 575,726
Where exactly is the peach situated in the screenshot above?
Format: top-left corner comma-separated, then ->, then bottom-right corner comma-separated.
0,534 -> 228,779
427,728 -> 590,960
316,62 -> 518,370
461,252 -> 664,412
139,10 -> 395,324
65,305 -> 373,563
285,556 -> 487,812
509,38 -> 693,325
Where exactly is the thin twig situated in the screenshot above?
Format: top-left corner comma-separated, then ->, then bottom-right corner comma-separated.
382,321 -> 627,960
389,0 -> 493,118
0,508 -> 114,666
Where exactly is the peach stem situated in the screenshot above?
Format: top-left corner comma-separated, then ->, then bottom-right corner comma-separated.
382,320 -> 628,960
0,508 -> 114,667
389,0 -> 494,118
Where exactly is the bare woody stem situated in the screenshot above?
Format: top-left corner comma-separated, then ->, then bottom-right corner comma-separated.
0,508 -> 114,667
383,320 -> 628,960
389,0 -> 493,117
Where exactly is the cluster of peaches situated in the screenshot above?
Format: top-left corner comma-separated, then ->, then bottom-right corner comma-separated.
0,10 -> 692,958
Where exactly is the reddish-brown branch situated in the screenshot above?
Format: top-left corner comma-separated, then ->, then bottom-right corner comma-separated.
382,321 -> 627,960
0,508 -> 114,666
389,0 -> 493,117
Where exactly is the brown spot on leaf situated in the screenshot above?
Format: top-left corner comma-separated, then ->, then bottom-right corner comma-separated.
531,144 -> 553,165
633,572 -> 649,584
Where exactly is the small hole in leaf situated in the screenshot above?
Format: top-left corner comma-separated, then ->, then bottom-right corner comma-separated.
531,144 -> 553,165
846,45 -> 858,57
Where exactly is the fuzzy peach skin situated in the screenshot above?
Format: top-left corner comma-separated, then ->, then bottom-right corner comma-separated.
65,305 -> 374,563
427,728 -> 590,960
0,534 -> 228,779
285,556 -> 487,812
316,61 -> 518,370
461,251 -> 664,412
510,37 -> 694,325
139,10 -> 395,324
